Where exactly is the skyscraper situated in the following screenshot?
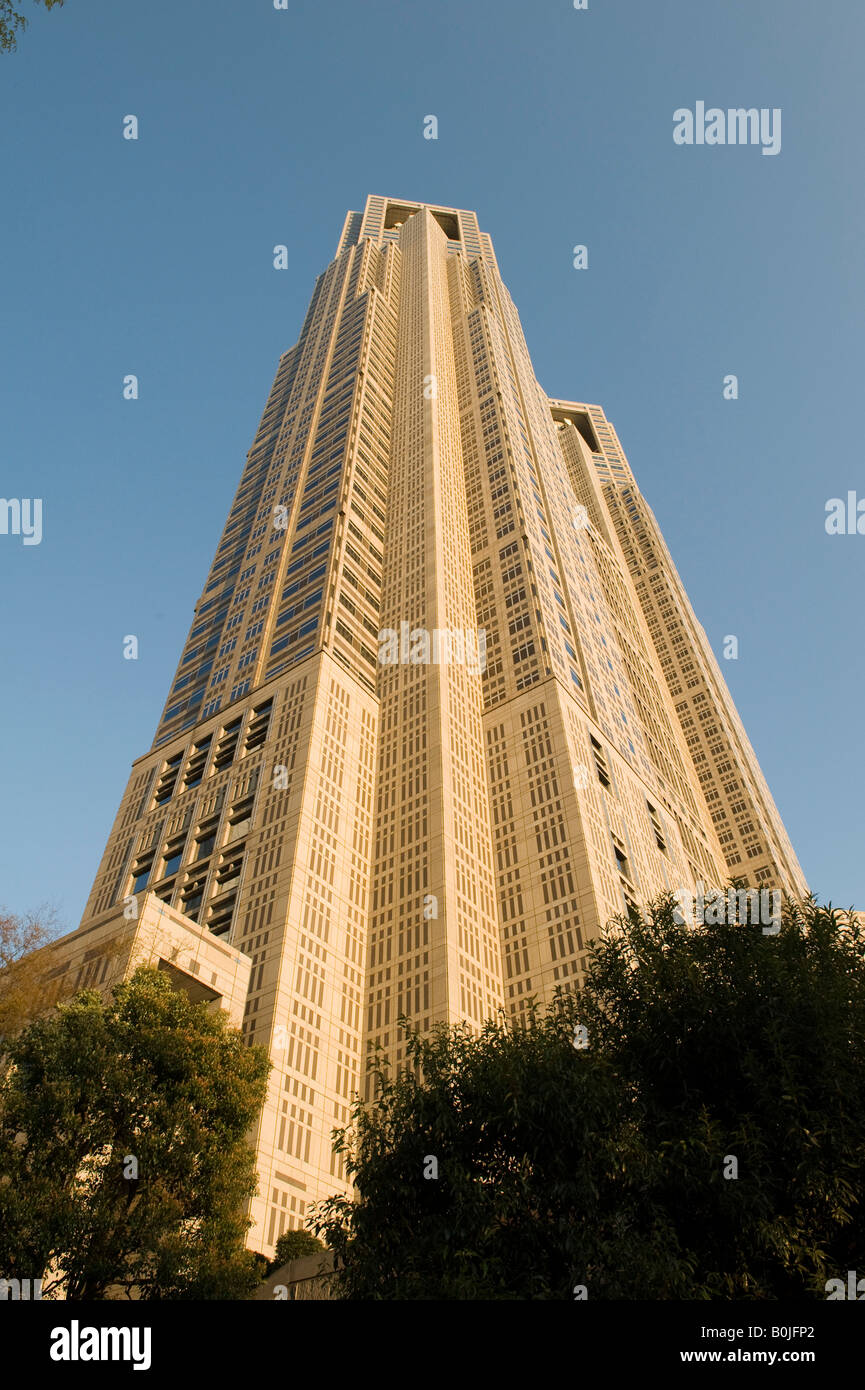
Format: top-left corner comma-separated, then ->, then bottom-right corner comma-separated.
68,196 -> 806,1255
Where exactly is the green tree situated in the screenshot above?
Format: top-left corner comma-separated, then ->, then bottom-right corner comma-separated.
579,894 -> 865,1299
0,906 -> 66,1048
0,0 -> 64,53
311,895 -> 865,1300
267,1228 -> 327,1274
0,966 -> 270,1299
311,1002 -> 691,1299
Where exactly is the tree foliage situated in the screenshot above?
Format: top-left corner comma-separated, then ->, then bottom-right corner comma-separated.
267,1228 -> 327,1274
579,894 -> 865,1298
0,966 -> 270,1299
0,0 -> 63,54
311,896 -> 865,1299
0,906 -> 66,1047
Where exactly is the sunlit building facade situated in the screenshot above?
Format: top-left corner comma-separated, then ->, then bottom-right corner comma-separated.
71,197 -> 806,1254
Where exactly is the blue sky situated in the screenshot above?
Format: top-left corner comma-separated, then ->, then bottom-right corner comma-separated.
1,0 -> 862,930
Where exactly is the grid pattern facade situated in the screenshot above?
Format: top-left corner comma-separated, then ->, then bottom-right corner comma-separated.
549,399 -> 807,898
72,196 -> 805,1254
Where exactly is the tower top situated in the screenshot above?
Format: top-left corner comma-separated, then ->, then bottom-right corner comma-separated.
337,194 -> 498,270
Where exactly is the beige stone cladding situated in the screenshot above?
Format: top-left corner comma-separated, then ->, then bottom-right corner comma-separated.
38,893 -> 252,1028
68,197 -> 808,1256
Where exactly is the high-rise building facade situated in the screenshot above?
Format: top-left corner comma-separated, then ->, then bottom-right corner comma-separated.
71,196 -> 806,1255
555,408 -> 807,898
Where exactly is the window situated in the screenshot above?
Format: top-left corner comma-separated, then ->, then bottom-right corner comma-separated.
245,699 -> 273,752
590,736 -> 611,790
226,796 -> 254,844
213,719 -> 242,772
183,736 -> 212,789
646,801 -> 667,853
195,818 -> 220,861
180,877 -> 207,920
208,893 -> 237,938
154,753 -> 183,806
612,837 -> 632,881
131,859 -> 153,893
161,837 -> 186,878
216,853 -> 244,888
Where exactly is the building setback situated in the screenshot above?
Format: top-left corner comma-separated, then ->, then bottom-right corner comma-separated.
66,196 -> 806,1256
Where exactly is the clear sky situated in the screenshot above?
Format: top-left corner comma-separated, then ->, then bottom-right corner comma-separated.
1,0 -> 862,931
